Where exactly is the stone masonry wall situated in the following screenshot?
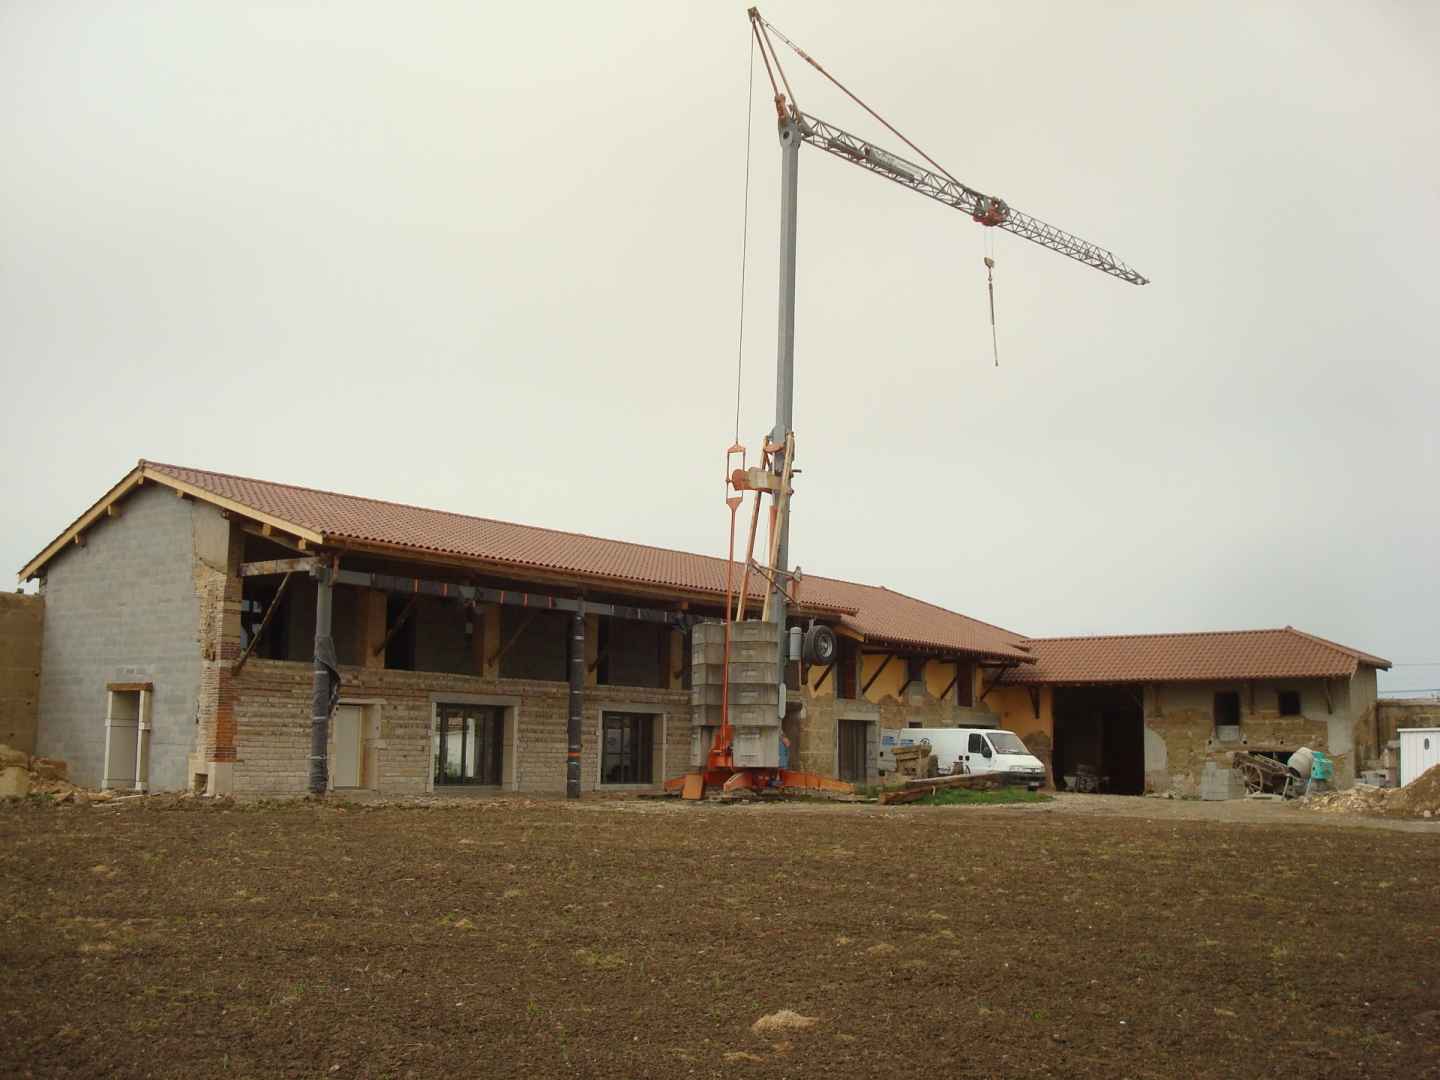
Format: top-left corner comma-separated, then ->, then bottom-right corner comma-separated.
0,592 -> 44,753
1143,678 -> 1344,795
230,659 -> 691,796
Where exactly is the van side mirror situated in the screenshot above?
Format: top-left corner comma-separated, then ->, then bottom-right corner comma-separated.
982,743 -> 993,759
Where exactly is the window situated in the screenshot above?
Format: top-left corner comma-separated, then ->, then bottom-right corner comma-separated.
601,712 -> 654,785
988,731 -> 1027,755
968,732 -> 989,756
432,704 -> 503,786
1214,691 -> 1241,730
1278,690 -> 1301,717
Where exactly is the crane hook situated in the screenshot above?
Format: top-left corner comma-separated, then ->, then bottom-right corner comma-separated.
984,255 -> 998,367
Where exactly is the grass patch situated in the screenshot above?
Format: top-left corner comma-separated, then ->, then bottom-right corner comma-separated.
915,787 -> 1053,807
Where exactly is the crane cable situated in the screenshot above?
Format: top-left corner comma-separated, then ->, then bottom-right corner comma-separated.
756,14 -> 962,189
758,11 -> 1002,367
734,34 -> 757,443
985,231 -> 998,367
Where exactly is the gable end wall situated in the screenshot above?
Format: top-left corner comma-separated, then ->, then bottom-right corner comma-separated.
34,485 -> 215,789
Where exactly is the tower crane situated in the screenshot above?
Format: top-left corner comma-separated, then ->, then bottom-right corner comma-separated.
748,6 -> 1148,674
674,10 -> 1148,799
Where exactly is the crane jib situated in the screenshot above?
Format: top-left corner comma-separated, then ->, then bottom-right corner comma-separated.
796,112 -> 1148,286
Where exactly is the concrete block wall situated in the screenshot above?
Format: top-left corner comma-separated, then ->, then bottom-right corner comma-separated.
0,592 -> 44,753
230,659 -> 691,796
33,485 -> 215,790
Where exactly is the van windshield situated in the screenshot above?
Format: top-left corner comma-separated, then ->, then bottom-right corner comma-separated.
988,732 -> 1027,755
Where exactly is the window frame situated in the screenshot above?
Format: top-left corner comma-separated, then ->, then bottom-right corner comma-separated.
1213,690 -> 1242,731
432,703 -> 505,787
599,710 -> 657,786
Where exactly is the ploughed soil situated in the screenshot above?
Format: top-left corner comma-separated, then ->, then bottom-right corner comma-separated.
2,797 -> 1437,1079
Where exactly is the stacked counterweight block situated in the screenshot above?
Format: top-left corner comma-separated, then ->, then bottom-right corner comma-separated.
689,620 -> 784,769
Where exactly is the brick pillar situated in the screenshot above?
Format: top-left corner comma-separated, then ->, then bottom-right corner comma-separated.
194,517 -> 244,795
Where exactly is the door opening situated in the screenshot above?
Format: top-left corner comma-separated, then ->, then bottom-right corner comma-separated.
838,719 -> 868,783
1052,685 -> 1145,795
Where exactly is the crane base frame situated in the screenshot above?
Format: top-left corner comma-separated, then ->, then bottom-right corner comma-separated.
664,768 -> 853,800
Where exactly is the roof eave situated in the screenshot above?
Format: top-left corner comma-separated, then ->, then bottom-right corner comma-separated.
19,462 -> 326,582
322,534 -> 860,616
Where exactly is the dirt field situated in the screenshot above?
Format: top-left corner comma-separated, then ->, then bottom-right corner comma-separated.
2,796 -> 1437,1079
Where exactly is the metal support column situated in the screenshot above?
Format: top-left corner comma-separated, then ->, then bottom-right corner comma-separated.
771,116 -> 801,700
567,605 -> 585,798
308,563 -> 336,795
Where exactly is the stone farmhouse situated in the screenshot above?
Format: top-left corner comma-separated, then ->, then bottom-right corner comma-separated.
16,461 -> 1389,797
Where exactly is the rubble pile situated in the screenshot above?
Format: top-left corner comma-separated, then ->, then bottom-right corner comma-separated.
1302,764 -> 1440,819
0,744 -> 117,803
1393,764 -> 1440,817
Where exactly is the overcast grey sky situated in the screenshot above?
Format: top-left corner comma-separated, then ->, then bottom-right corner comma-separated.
3,2 -> 1436,692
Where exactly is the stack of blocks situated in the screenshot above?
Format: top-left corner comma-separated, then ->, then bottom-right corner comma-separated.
690,620 -> 783,769
1199,759 -> 1249,801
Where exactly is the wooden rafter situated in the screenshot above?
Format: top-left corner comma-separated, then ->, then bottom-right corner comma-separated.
978,662 -> 1016,702
487,609 -> 538,668
142,467 -> 323,547
373,596 -> 420,658
238,522 -> 311,554
19,467 -> 145,580
812,662 -> 835,691
861,653 -> 895,696
239,557 -> 318,578
231,572 -> 295,676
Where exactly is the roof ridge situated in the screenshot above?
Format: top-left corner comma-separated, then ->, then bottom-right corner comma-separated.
145,460 -> 757,574
143,462 -> 1022,641
1025,628 -> 1291,643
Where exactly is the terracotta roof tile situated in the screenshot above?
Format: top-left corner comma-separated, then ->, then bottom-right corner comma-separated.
999,628 -> 1390,685
141,462 -> 1034,662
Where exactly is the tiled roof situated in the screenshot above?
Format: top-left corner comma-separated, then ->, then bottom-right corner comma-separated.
140,462 -> 1035,662
998,627 -> 1390,685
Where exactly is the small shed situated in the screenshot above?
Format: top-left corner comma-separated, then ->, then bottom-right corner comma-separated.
1398,728 -> 1440,787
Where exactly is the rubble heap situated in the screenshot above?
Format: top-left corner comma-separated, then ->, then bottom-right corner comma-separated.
1302,764 -> 1440,819
0,744 -> 118,803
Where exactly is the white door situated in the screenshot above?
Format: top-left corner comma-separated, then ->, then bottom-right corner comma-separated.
332,706 -> 363,788
963,731 -> 994,775
1400,730 -> 1440,787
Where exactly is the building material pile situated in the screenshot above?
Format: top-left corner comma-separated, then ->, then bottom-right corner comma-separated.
1302,764 -> 1440,819
879,772 -> 1004,806
0,744 -> 116,803
890,742 -> 939,780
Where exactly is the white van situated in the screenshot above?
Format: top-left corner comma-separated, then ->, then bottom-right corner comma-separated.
881,727 -> 1045,787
